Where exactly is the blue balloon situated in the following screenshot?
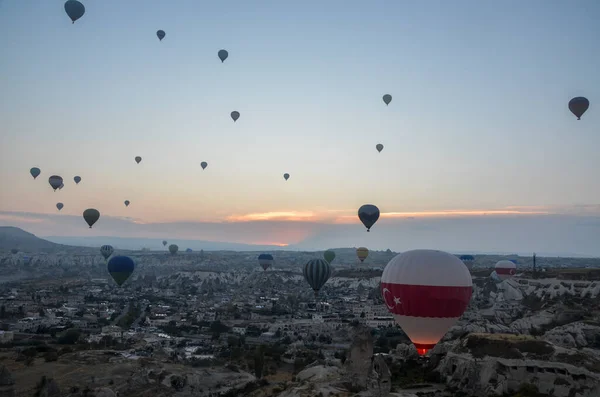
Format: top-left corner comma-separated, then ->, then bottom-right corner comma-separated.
258,253 -> 274,271
107,256 -> 135,286
64,0 -> 85,24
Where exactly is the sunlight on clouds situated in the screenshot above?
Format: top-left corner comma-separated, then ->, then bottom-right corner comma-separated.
226,211 -> 318,222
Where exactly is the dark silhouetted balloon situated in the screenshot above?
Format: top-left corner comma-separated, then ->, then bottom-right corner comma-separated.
324,250 -> 335,264
358,204 -> 380,232
56,203 -> 64,211
376,144 -> 383,153
135,156 -> 142,164
218,49 -> 229,63
383,94 -> 392,106
10,248 -> 18,255
59,183 -> 64,190
74,176 -> 81,184
30,168 -> 41,180
231,111 -> 240,122
186,248 -> 192,253
124,200 -> 130,207
162,240 -> 167,247
169,244 -> 178,255
283,173 -> 290,181
303,258 -> 331,296
100,245 -> 114,260
157,30 -> 165,41
568,97 -> 589,120
107,255 -> 135,286
258,253 -> 274,271
48,176 -> 63,191
83,208 -> 100,228
64,0 -> 85,24
201,162 -> 208,170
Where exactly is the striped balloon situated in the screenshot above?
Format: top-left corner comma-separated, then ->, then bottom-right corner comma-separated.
495,260 -> 516,280
100,245 -> 114,260
381,249 -> 472,356
303,258 -> 332,296
356,247 -> 369,263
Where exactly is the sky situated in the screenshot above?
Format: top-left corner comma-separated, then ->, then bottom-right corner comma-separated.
1,1 -> 599,254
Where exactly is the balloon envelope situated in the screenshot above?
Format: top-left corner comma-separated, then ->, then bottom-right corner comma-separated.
49,175 -> 63,191
383,94 -> 392,105
10,248 -> 18,255
218,49 -> 229,62
124,200 -> 130,207
83,209 -> 100,228
324,250 -> 336,264
100,245 -> 114,260
30,168 -> 41,179
107,256 -> 135,286
283,173 -> 290,181
162,240 -> 167,247
186,248 -> 192,253
568,97 -> 589,120
74,176 -> 81,184
303,258 -> 332,296
64,0 -> 85,23
231,111 -> 240,122
358,204 -> 380,232
376,144 -> 384,153
357,247 -> 369,262
157,30 -> 165,41
56,203 -> 64,211
169,244 -> 178,255
258,253 -> 274,271
495,260 -> 516,280
381,250 -> 472,355
201,162 -> 208,170
135,156 -> 142,164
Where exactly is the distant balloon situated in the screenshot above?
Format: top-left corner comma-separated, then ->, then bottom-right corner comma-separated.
258,253 -> 274,271
10,248 -> 18,255
48,176 -> 63,191
218,49 -> 229,63
382,94 -> 392,106
107,256 -> 135,287
568,97 -> 589,120
303,258 -> 332,296
162,240 -> 167,247
358,204 -> 380,232
459,255 -> 475,271
169,244 -> 178,255
356,247 -> 369,263
381,249 -> 472,356
186,248 -> 192,253
64,0 -> 85,24
30,168 -> 41,180
156,30 -> 165,41
324,250 -> 336,264
201,162 -> 208,170
376,144 -> 384,153
124,200 -> 130,207
56,203 -> 64,211
135,156 -> 142,164
495,260 -> 516,280
100,245 -> 114,260
74,176 -> 81,184
231,111 -> 240,122
83,208 -> 100,228
283,173 -> 290,181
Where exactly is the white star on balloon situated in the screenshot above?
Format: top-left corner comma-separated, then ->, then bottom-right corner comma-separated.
393,296 -> 402,305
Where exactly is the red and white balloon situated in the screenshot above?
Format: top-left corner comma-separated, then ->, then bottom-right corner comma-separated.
381,249 -> 473,356
494,260 -> 516,280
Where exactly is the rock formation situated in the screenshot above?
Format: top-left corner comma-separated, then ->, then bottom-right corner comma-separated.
0,365 -> 14,397
344,325 -> 374,391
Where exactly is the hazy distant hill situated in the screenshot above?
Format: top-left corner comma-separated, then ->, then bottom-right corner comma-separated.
43,235 -> 288,252
0,226 -> 66,252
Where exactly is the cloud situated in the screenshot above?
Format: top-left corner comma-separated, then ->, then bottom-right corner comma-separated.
226,211 -> 318,222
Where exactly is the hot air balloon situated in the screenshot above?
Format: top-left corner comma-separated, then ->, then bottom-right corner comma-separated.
510,259 -> 518,264
48,176 -> 63,191
107,256 -> 135,286
218,49 -> 229,63
157,30 -> 165,41
381,249 -> 472,356
324,250 -> 336,264
231,111 -> 240,122
124,200 -> 130,207
358,204 -> 380,232
100,245 -> 114,260
83,208 -> 100,228
376,144 -> 384,153
22,256 -> 31,265
186,248 -> 192,253
201,162 -> 208,170
459,255 -> 475,271
30,168 -> 41,180
169,244 -> 178,255
74,176 -> 81,184
64,0 -> 85,24
56,203 -> 64,211
135,156 -> 142,164
382,94 -> 392,106
162,240 -> 167,247
495,260 -> 516,280
568,97 -> 589,120
10,248 -> 18,255
357,247 -> 369,263
258,253 -> 274,271
283,173 -> 290,181
303,258 -> 331,297
59,183 -> 65,190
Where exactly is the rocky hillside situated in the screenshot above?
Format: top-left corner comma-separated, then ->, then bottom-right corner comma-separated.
0,226 -> 66,252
